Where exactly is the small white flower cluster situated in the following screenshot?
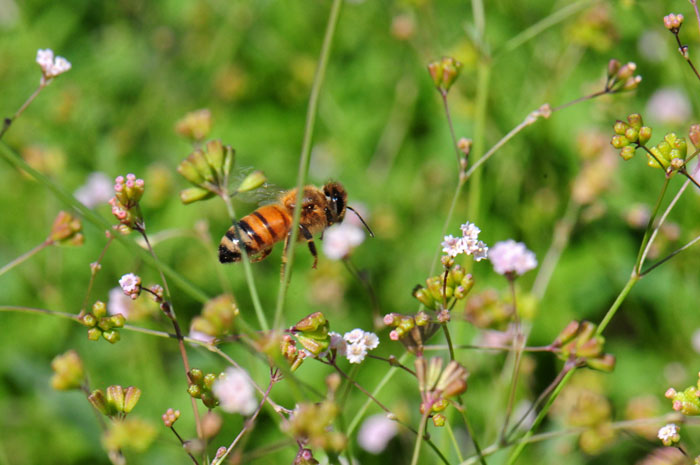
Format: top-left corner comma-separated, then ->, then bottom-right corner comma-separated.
329,329 -> 379,364
489,239 -> 537,276
36,49 -> 71,84
212,367 -> 257,415
441,222 -> 488,261
322,223 -> 365,260
657,423 -> 680,446
119,273 -> 141,299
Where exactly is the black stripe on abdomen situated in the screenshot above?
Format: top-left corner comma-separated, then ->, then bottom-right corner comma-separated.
238,219 -> 265,249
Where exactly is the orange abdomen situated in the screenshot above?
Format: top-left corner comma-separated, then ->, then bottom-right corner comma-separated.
238,204 -> 291,253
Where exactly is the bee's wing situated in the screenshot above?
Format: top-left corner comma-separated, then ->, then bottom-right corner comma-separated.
230,167 -> 284,205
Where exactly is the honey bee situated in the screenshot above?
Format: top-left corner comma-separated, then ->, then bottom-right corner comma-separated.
218,182 -> 372,267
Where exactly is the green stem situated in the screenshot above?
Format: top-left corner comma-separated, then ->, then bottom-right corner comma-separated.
504,365 -> 576,465
641,233 -> 700,276
410,410 -> 430,465
459,402 -> 487,465
595,274 -> 639,337
221,195 -> 269,332
0,142 -> 210,303
0,239 -> 52,277
633,176 -> 670,275
445,419 -> 465,463
500,278 -> 521,443
442,324 -> 456,361
274,0 -> 343,329
0,84 -> 45,140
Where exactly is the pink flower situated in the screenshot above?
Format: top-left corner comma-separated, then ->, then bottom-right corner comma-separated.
36,49 -> 71,84
322,223 -> 365,260
212,368 -> 257,415
74,172 -> 113,208
489,240 -> 537,276
358,414 -> 398,453
119,273 -> 142,299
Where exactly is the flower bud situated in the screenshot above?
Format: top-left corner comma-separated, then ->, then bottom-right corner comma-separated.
689,124 -> 700,148
611,135 -> 629,149
554,320 -> 580,346
189,368 -> 204,384
432,413 -> 446,427
664,13 -> 684,31
102,329 -> 121,344
188,383 -> 202,398
413,286 -> 435,309
110,314 -> 126,328
617,63 -> 637,81
50,350 -> 84,391
624,127 -> 638,143
175,109 -> 212,141
80,313 -> 97,327
627,113 -> 643,129
49,211 -> 83,244
586,353 -> 616,372
237,170 -> 267,193
607,59 -> 621,79
107,385 -> 125,412
162,408 -> 180,427
622,76 -> 642,91
123,386 -> 141,413
293,312 -> 328,333
87,327 -> 102,341
638,126 -> 652,145
88,389 -> 112,416
613,120 -> 629,135
620,146 -> 636,161
203,373 -> 217,390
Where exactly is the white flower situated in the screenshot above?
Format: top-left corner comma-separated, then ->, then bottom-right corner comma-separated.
657,423 -> 680,446
74,172 -> 113,208
212,367 -> 257,415
322,223 -> 365,260
442,221 -> 489,260
358,414 -> 398,454
346,342 -> 368,364
107,287 -> 133,319
343,328 -> 365,344
441,234 -> 464,257
363,332 -> 379,350
36,48 -> 71,82
329,331 -> 347,355
188,329 -> 215,344
118,273 -> 141,299
489,240 -> 537,276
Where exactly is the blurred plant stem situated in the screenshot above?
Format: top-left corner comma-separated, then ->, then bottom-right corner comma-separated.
0,84 -> 45,140
274,0 -> 343,329
0,238 -> 52,277
410,409 -> 431,465
500,277 -> 522,444
220,193 -> 268,332
0,142 -> 210,303
445,419 -> 465,463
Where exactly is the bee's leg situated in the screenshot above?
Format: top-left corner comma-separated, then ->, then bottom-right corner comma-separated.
299,224 -> 318,269
280,232 -> 292,281
250,247 -> 272,263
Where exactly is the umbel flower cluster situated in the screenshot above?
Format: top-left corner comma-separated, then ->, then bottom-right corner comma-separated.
441,222 -> 488,261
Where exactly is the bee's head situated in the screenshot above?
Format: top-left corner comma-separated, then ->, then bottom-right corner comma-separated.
323,181 -> 347,225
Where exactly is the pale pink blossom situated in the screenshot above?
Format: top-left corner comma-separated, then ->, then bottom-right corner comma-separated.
36,48 -> 71,84
442,221 -> 488,261
322,223 -> 365,260
489,240 -> 537,276
346,342 -> 368,364
657,423 -> 680,446
74,172 -> 113,208
212,368 -> 257,415
343,329 -> 365,344
358,414 -> 398,453
119,273 -> 141,299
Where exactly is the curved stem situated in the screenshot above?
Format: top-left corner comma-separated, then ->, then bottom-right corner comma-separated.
0,239 -> 52,277
410,410 -> 430,465
274,0 -> 343,329
633,176 -> 670,275
0,84 -> 45,140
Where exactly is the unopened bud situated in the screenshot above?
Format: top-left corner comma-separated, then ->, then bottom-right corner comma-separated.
237,170 -> 267,193
607,59 -> 621,79
638,126 -> 652,145
690,124 -> 700,148
123,386 -> 141,413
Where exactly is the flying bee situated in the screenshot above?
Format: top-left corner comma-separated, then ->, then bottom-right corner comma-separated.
218,181 -> 372,267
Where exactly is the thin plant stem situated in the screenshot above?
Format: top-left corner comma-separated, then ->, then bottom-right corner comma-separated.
220,194 -> 269,332
692,0 -> 700,37
0,84 -> 45,140
0,239 -> 52,277
441,90 -> 464,167
274,0 -> 343,329
641,233 -> 700,276
531,196 -> 580,300
445,419 -> 465,463
639,178 -> 689,268
138,228 -> 203,439
500,278 -> 522,443
681,168 -> 700,190
211,374 -> 276,465
79,236 -> 114,316
170,427 -> 200,465
457,401 -> 487,465
595,274 -> 639,337
423,344 -> 555,353
410,410 -> 431,465
367,354 -> 416,376
347,352 -> 410,436
327,360 -> 393,414
0,142 -> 210,303
442,324 -> 456,361
672,30 -> 700,81
633,176 -> 671,275
504,365 -> 576,465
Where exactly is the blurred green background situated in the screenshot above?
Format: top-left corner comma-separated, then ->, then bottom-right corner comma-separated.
2,0 -> 700,463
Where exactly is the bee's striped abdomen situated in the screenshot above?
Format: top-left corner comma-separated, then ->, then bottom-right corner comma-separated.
218,205 -> 291,263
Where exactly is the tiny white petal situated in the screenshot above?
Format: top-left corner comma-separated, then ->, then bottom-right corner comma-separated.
346,342 -> 368,364
363,332 -> 379,350
344,328 -> 365,344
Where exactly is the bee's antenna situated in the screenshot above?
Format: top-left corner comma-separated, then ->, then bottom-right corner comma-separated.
347,206 -> 374,237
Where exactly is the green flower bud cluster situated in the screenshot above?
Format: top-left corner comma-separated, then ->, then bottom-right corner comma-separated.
88,385 -> 142,418
50,350 -> 84,391
606,59 -> 642,93
427,57 -> 462,94
177,140 -> 235,204
283,401 -> 347,452
49,211 -> 84,245
552,321 -> 615,372
412,266 -> 474,311
665,373 -> 700,415
291,312 -> 330,356
79,300 -> 125,344
109,174 -> 145,231
281,334 -> 307,371
610,114 -> 652,161
648,132 -> 687,172
190,294 -> 239,340
415,357 -> 468,423
187,368 -> 221,408
175,108 -> 212,142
